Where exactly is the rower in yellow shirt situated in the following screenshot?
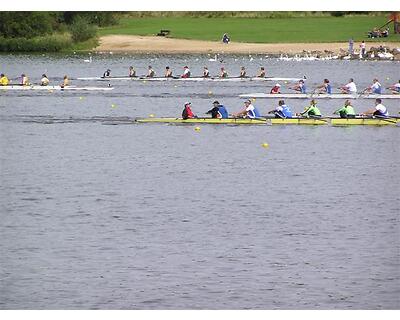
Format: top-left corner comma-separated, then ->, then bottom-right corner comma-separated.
61,75 -> 69,88
0,73 -> 9,86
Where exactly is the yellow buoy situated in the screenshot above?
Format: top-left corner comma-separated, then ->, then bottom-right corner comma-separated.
143,80 -> 147,83
174,85 -> 177,88
194,126 -> 201,131
149,114 -> 155,118
284,81 -> 288,84
252,98 -> 256,102
261,142 -> 269,148
111,104 -> 116,108
79,96 -> 83,100
386,77 -> 390,80
208,91 -> 213,95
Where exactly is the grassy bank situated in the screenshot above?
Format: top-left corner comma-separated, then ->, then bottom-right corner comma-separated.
99,16 -> 400,43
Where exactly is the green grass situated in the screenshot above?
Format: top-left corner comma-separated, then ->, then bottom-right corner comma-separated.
99,16 -> 400,43
69,37 -> 99,51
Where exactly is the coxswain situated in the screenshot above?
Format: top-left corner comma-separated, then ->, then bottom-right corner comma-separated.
0,73 -> 9,86
147,66 -> 155,78
220,67 -> 228,78
61,75 -> 69,88
40,74 -> 49,86
233,99 -> 261,119
239,66 -> 246,78
182,102 -> 196,119
165,66 -> 173,78
367,78 -> 382,94
103,69 -> 111,78
206,100 -> 229,119
333,100 -> 356,118
388,80 -> 400,94
362,98 -> 389,117
21,74 -> 29,86
268,100 -> 293,118
181,66 -> 191,78
298,99 -> 322,117
128,66 -> 136,77
290,79 -> 306,93
257,67 -> 266,78
340,78 -> 357,94
316,78 -> 332,94
270,83 -> 281,94
203,67 -> 210,78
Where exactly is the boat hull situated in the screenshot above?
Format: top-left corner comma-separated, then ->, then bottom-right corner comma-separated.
136,117 -> 268,124
77,76 -> 303,82
0,85 -> 113,91
239,93 -> 400,99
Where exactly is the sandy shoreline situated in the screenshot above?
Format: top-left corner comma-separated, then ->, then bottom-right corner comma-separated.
95,35 -> 400,55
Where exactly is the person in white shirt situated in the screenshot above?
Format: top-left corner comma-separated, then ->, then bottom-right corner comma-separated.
40,74 -> 49,86
181,66 -> 191,78
362,98 -> 389,117
367,78 -> 382,94
388,80 -> 400,94
340,78 -> 357,94
233,99 -> 261,119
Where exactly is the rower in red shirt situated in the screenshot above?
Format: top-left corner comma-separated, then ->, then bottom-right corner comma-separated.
270,83 -> 281,94
182,102 -> 196,119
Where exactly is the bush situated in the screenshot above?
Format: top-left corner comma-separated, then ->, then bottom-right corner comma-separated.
0,34 -> 72,52
0,12 -> 55,38
69,16 -> 97,42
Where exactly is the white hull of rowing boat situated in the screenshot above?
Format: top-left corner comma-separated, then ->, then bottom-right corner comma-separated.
239,93 -> 400,99
76,76 -> 303,82
0,86 -> 114,91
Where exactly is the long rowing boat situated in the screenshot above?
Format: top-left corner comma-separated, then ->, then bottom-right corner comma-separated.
239,93 -> 400,99
135,117 -> 400,126
0,85 -> 114,91
76,76 -> 303,82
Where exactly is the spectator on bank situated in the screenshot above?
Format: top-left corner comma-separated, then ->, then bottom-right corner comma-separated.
222,33 -> 230,44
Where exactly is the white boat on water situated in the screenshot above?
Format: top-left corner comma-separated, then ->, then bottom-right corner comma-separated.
0,85 -> 114,91
239,93 -> 400,99
76,76 -> 304,82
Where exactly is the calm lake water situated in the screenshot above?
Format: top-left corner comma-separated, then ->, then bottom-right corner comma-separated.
0,54 -> 399,309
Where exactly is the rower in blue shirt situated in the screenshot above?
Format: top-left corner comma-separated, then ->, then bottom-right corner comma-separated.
268,100 -> 293,118
290,79 -> 306,94
206,100 -> 229,118
316,78 -> 332,94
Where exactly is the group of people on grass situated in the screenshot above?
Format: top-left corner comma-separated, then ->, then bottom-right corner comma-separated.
181,98 -> 390,120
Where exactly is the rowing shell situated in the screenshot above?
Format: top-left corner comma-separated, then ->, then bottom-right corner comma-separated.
76,76 -> 303,82
135,117 -> 399,125
239,93 -> 400,99
0,85 -> 114,91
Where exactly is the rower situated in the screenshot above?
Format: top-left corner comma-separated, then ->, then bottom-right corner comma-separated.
147,66 -> 155,78
268,100 -> 293,118
206,100 -> 229,119
21,74 -> 29,86
61,75 -> 69,88
388,80 -> 400,94
220,67 -> 228,78
270,83 -> 281,94
367,78 -> 382,94
103,69 -> 111,78
362,98 -> 389,117
290,79 -> 306,94
340,78 -> 357,94
128,66 -> 136,77
333,100 -> 356,118
298,99 -> 322,117
257,67 -> 266,78
182,102 -> 196,119
203,67 -> 210,78
165,66 -> 173,78
316,78 -> 332,94
239,66 -> 246,78
0,73 -> 9,86
181,66 -> 191,78
40,74 -> 49,86
233,99 -> 261,119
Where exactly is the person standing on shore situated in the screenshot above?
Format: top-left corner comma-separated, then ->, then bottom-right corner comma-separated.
348,38 -> 354,54
360,41 -> 366,58
0,74 -> 9,86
